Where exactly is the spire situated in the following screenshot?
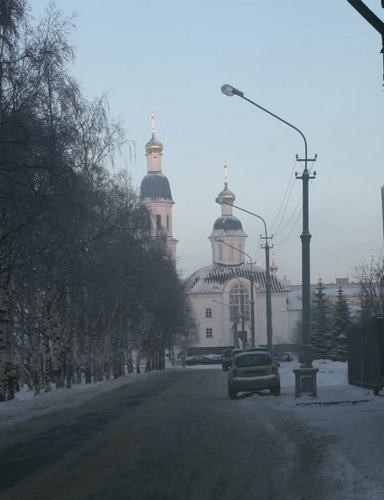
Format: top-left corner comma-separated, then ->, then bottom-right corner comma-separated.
216,162 -> 235,216
151,111 -> 156,136
210,164 -> 248,265
224,160 -> 229,184
145,112 -> 163,157
270,254 -> 278,276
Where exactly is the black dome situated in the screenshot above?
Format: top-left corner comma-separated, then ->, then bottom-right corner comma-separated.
213,216 -> 243,232
140,173 -> 173,201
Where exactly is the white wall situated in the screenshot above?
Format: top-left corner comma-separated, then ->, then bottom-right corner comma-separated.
188,286 -> 299,350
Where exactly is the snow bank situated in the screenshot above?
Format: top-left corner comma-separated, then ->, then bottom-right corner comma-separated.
0,359 -> 381,432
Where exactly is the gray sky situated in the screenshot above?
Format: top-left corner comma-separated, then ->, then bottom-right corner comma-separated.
31,0 -> 384,284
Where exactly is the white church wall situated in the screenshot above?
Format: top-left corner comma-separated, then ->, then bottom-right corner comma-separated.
252,292 -> 298,347
190,294 -> 233,349
188,286 -> 298,351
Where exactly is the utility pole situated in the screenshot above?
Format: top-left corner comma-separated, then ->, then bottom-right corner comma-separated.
346,0 -> 384,83
260,235 -> 274,353
381,186 -> 384,243
295,153 -> 317,367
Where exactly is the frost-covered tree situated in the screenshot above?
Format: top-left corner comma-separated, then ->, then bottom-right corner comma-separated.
329,286 -> 352,361
0,1 -> 196,400
356,256 -> 384,321
311,279 -> 332,359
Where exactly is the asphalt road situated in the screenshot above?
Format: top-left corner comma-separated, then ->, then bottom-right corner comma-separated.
0,369 -> 377,500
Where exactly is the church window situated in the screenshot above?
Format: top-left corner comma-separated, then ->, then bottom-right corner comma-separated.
156,214 -> 161,232
218,244 -> 223,260
229,282 -> 250,324
205,308 -> 212,318
166,215 -> 170,231
206,328 -> 213,338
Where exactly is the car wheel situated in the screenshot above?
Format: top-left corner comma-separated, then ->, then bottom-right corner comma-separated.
270,385 -> 281,396
228,384 -> 237,399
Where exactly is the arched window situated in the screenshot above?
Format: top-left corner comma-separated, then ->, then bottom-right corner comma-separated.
218,244 -> 223,260
205,308 -> 212,318
229,282 -> 250,324
166,215 -> 170,231
156,214 -> 161,232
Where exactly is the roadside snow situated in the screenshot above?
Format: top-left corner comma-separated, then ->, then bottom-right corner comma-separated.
0,359 -> 381,432
0,372 -> 156,431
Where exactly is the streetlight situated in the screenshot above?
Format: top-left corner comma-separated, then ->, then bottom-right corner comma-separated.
215,199 -> 273,353
214,237 -> 256,347
221,84 -> 318,397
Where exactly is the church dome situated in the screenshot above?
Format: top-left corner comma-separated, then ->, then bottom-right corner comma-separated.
140,173 -> 173,201
213,215 -> 243,232
216,182 -> 235,205
145,134 -> 163,154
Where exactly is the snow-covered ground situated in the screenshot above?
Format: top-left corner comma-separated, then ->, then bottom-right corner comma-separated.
0,359 -> 382,431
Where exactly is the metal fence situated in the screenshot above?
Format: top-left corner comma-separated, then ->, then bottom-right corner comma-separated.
347,317 -> 384,394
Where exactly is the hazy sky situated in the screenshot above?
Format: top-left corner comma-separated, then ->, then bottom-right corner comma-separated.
31,1 -> 384,284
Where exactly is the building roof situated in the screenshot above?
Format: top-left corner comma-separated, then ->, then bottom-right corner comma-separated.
213,215 -> 244,232
140,173 -> 173,202
184,263 -> 288,295
145,133 -> 163,154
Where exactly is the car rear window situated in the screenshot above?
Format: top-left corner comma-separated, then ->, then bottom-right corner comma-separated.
235,353 -> 272,367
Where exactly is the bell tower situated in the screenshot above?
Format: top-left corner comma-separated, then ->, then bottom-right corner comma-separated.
140,113 -> 177,261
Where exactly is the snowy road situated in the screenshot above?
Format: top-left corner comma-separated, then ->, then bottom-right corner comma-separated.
0,368 -> 383,500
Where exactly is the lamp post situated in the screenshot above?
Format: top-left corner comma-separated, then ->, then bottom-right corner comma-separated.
215,199 -> 273,352
214,237 -> 256,347
221,84 -> 318,396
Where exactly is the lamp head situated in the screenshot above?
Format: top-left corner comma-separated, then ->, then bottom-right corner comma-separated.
221,84 -> 244,98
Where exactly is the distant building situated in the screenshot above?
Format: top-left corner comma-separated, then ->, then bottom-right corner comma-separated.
288,278 -> 361,318
184,179 -> 298,354
139,113 -> 177,261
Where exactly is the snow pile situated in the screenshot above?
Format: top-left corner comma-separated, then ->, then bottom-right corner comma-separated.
0,372 -> 152,431
279,358 -> 348,387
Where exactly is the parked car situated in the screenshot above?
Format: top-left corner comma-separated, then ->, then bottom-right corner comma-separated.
222,347 -> 268,371
227,351 -> 280,399
276,351 -> 293,362
186,354 -> 221,366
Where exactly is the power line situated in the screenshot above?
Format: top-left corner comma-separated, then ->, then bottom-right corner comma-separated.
274,173 -> 316,247
270,158 -> 297,235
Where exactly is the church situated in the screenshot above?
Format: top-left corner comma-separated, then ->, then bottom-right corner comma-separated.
139,115 -> 298,355
183,179 -> 298,354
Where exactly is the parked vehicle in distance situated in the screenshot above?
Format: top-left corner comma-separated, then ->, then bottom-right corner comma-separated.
222,347 -> 268,371
276,351 -> 293,362
221,350 -> 233,371
228,351 -> 280,399
186,354 -> 221,366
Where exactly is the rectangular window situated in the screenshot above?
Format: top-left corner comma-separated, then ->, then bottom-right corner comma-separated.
206,328 -> 213,338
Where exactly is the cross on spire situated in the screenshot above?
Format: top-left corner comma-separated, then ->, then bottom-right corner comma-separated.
151,111 -> 156,136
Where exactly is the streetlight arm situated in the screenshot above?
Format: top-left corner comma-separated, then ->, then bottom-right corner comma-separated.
346,0 -> 384,35
221,83 -> 308,161
240,95 -> 308,161
215,198 -> 269,239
